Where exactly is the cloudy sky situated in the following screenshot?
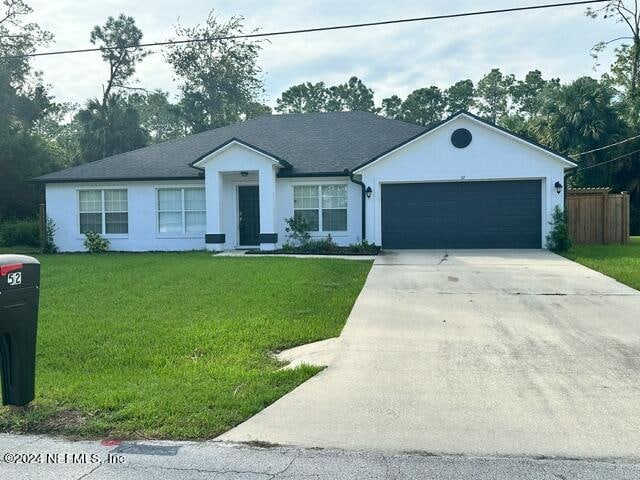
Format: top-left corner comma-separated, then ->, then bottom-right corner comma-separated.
28,0 -> 625,108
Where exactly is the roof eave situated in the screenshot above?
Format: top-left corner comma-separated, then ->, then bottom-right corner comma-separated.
32,175 -> 204,184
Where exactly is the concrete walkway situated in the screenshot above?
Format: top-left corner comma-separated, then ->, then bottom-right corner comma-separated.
222,250 -> 640,459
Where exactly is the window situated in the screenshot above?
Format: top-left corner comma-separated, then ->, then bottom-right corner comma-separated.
157,188 -> 206,234
293,184 -> 347,232
79,189 -> 128,235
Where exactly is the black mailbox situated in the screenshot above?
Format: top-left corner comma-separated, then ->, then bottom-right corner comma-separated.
0,255 -> 40,406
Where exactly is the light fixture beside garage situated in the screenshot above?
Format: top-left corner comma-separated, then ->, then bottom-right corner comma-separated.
555,181 -> 563,194
451,128 -> 472,148
365,186 -> 372,198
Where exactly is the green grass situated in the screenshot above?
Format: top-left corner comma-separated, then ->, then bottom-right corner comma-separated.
562,237 -> 640,291
0,252 -> 371,439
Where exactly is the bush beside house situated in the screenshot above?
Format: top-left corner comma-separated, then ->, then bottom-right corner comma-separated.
0,218 -> 40,247
247,217 -> 380,255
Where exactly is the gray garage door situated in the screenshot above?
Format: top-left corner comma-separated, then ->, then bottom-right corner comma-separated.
381,180 -> 542,249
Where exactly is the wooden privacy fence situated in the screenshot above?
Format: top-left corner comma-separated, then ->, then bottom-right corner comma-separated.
566,188 -> 630,245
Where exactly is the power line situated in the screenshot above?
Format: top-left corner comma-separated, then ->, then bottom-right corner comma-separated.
576,148 -> 640,171
0,0 -> 608,60
570,133 -> 640,157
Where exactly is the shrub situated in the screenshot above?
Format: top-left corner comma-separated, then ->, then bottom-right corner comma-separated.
347,240 -> 379,253
298,234 -> 339,253
547,205 -> 572,252
284,216 -> 311,246
0,218 -> 40,247
42,217 -> 58,254
280,242 -> 296,252
83,231 -> 110,253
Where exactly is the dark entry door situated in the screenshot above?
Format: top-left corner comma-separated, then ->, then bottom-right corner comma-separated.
381,180 -> 542,249
238,185 -> 260,246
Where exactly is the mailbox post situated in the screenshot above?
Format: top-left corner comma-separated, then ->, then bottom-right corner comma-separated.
0,255 -> 40,406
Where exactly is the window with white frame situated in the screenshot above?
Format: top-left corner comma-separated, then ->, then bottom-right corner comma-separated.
157,188 -> 206,234
78,189 -> 128,235
293,184 -> 347,232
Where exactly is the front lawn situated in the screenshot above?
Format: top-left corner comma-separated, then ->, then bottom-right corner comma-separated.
0,252 -> 371,439
562,237 -> 640,291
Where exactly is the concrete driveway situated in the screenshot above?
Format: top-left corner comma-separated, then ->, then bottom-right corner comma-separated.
222,250 -> 640,459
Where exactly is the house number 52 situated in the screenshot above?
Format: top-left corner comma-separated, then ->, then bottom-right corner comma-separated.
7,272 -> 21,286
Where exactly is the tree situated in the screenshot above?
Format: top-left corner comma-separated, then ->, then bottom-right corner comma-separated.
0,119 -> 61,218
603,44 -> 640,124
126,90 -> 186,143
529,77 -> 623,187
587,1 -> 640,123
531,77 -> 620,152
401,86 -> 445,127
0,0 -> 53,125
75,95 -> 148,163
33,101 -> 82,167
0,0 -> 62,219
275,82 -> 328,113
476,68 -> 515,123
445,79 -> 475,114
165,12 -> 264,132
326,76 -> 377,112
381,95 -> 403,119
510,70 -> 559,118
90,14 -> 148,107
244,101 -> 271,119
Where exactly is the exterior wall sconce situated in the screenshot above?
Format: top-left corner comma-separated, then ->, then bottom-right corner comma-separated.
240,171 -> 249,177
555,181 -> 563,194
365,186 -> 373,198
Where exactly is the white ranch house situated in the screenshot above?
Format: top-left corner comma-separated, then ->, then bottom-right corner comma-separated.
35,111 -> 576,251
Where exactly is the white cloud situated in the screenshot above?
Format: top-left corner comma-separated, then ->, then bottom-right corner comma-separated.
28,0 -> 624,108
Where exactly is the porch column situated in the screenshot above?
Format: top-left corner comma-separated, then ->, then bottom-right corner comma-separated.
205,169 -> 225,252
258,165 -> 278,251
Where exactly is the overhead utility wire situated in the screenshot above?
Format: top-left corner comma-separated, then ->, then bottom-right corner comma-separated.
570,133 -> 640,157
576,148 -> 640,171
0,0 -> 608,60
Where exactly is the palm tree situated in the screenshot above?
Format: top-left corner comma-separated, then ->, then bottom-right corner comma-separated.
529,77 -> 625,187
76,94 -> 148,163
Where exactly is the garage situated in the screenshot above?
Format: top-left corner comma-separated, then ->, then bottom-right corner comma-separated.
381,180 -> 542,249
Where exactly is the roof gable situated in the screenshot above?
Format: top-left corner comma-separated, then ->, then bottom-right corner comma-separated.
352,111 -> 577,173
190,138 -> 291,169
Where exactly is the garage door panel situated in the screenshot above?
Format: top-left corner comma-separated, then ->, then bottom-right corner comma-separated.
381,180 -> 542,249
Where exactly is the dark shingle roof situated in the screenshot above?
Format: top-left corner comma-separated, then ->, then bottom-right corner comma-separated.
35,111 -> 426,182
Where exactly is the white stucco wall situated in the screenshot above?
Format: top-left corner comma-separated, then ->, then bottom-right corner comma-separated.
357,115 -> 570,247
45,175 -> 362,252
45,180 -> 206,252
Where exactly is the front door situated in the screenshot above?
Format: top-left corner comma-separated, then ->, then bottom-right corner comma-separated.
238,185 -> 260,246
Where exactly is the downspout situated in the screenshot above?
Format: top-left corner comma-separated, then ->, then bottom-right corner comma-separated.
345,169 -> 366,242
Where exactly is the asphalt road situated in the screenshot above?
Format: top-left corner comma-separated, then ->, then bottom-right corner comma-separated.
0,434 -> 639,479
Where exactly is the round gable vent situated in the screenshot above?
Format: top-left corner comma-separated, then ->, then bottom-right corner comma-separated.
451,128 -> 472,148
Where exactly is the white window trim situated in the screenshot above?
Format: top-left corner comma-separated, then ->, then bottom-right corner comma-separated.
76,187 -> 129,239
292,182 -> 349,235
156,187 -> 206,238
